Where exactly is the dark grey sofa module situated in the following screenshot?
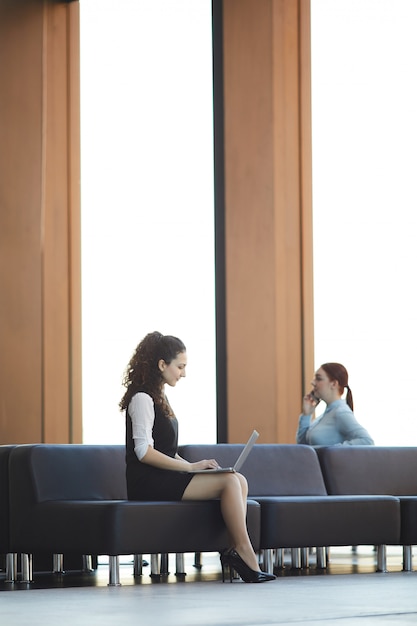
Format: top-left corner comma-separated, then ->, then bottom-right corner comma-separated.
316,445 -> 417,566
180,443 -> 401,572
242,444 -> 399,559
8,444 -> 260,584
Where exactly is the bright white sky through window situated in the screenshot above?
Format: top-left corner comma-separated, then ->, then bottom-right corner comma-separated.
80,0 -> 417,447
80,0 -> 216,445
311,0 -> 417,444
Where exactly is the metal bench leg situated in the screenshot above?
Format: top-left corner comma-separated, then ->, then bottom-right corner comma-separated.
150,554 -> 160,577
133,554 -> 143,577
316,547 -> 326,569
20,553 -> 33,583
291,547 -> 301,569
175,553 -> 186,575
403,545 -> 412,571
263,549 -> 274,574
82,555 -> 93,572
5,553 -> 17,582
376,545 -> 387,572
53,553 -> 64,574
300,547 -> 310,569
108,555 -> 121,586
193,552 -> 202,569
274,548 -> 284,569
160,553 -> 169,575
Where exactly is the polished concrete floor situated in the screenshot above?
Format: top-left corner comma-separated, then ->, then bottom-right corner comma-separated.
1,547 -> 417,625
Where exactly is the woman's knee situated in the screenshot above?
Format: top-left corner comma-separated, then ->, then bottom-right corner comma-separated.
225,472 -> 247,494
235,472 -> 248,496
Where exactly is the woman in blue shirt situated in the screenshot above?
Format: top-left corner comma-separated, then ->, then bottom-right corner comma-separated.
296,362 -> 374,446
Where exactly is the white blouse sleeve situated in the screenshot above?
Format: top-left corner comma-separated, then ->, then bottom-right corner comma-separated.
128,392 -> 155,460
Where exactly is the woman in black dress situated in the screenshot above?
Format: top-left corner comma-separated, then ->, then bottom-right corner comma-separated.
119,331 -> 275,583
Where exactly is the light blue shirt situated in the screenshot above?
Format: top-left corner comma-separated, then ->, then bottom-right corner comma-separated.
296,399 -> 374,446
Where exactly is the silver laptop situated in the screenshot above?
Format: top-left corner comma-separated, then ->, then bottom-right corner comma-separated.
189,430 -> 259,473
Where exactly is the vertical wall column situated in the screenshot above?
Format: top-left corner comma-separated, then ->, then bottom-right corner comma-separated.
0,0 -> 81,443
220,0 -> 313,442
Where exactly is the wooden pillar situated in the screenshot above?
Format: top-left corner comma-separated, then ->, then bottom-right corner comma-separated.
221,0 -> 313,442
0,0 -> 81,443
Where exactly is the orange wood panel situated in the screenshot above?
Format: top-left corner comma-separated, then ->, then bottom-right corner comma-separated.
299,0 -> 315,392
0,0 -> 44,443
223,0 -> 276,443
43,2 -> 71,442
42,1 -> 81,443
68,1 -> 82,443
271,0 -> 304,442
0,0 -> 81,443
222,0 -> 313,443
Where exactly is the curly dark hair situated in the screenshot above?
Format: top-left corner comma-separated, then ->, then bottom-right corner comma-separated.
119,331 -> 186,415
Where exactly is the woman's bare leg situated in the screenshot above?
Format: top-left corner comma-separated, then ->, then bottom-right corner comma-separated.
182,472 -> 260,572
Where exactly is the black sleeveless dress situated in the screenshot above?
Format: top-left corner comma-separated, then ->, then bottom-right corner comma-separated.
125,395 -> 194,501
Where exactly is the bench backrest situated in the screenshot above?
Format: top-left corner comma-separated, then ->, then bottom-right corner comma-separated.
317,446 -> 417,495
9,444 -> 127,504
179,443 -> 327,496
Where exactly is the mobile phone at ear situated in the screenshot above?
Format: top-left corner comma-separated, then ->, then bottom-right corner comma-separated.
309,392 -> 320,403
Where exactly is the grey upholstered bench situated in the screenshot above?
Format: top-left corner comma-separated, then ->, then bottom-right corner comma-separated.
8,444 -> 260,585
180,443 -> 401,573
316,445 -> 417,571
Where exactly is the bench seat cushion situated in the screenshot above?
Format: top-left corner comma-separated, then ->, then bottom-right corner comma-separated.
8,444 -> 260,556
11,499 -> 260,555
256,495 -> 400,548
317,446 -> 417,545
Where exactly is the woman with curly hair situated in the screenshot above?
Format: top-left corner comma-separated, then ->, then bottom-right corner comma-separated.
120,331 -> 275,583
296,362 -> 374,446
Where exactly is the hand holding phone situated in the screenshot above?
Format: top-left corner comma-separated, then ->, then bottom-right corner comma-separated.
308,391 -> 320,405
302,391 -> 320,415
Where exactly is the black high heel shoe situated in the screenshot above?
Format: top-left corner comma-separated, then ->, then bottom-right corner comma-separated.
221,549 -> 276,583
220,550 -> 232,583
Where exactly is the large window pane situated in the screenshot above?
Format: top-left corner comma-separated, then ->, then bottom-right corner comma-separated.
80,1 -> 216,444
311,0 -> 417,444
